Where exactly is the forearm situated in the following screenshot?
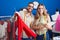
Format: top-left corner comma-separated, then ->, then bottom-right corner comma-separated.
45,24 -> 52,30
31,25 -> 40,30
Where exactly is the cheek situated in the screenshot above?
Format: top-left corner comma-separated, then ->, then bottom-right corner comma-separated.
31,7 -> 33,9
29,9 -> 32,12
40,9 -> 44,13
29,8 -> 33,11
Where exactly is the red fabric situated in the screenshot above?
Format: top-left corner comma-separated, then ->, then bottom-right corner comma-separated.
13,21 -> 17,40
0,21 -> 4,25
23,21 -> 37,38
14,13 -> 37,40
7,20 -> 11,32
6,20 -> 11,40
13,13 -> 23,40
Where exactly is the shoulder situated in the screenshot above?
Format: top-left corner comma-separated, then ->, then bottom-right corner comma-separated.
19,8 -> 27,13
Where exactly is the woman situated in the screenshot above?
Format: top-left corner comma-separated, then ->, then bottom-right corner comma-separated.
31,4 -> 52,40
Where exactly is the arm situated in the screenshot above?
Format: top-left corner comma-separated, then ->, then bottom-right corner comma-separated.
30,19 -> 40,30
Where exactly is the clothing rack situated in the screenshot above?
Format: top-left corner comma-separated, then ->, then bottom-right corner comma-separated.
0,16 -> 12,21
0,16 -> 11,18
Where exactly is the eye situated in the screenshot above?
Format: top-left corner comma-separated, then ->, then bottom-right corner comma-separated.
28,5 -> 33,8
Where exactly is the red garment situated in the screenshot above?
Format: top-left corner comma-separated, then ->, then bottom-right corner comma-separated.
0,21 -> 4,25
13,21 -> 18,40
6,20 -> 11,40
7,20 -> 11,32
13,12 -> 37,40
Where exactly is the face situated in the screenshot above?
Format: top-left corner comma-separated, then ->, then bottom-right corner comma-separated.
38,5 -> 44,14
27,4 -> 34,12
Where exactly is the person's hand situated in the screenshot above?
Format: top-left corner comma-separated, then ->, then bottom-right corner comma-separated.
44,24 -> 52,30
37,24 -> 44,30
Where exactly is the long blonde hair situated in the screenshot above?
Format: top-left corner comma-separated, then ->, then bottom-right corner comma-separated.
35,4 -> 48,19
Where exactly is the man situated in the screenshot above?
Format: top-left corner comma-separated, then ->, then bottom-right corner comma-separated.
13,2 -> 36,40
19,2 -> 34,40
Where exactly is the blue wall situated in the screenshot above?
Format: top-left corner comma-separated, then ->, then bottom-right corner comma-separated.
0,0 -> 60,16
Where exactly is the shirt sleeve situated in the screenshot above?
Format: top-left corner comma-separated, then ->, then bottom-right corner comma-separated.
19,11 -> 25,20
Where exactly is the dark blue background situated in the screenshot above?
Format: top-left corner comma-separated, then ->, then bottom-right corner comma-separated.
0,0 -> 60,16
